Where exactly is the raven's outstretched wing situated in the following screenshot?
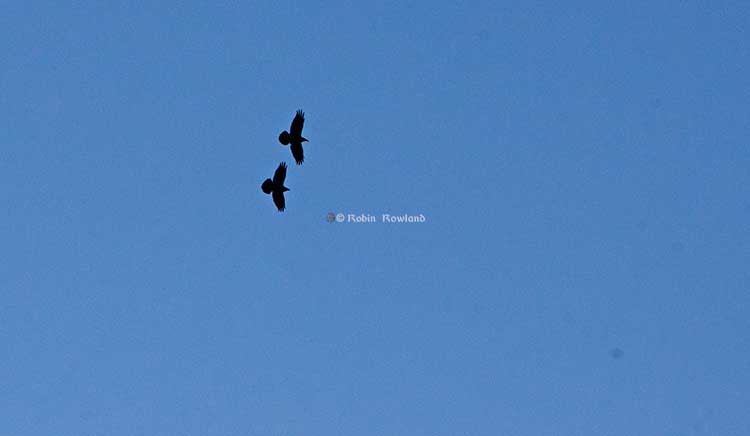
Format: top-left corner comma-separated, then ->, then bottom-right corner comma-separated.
272,191 -> 286,212
290,143 -> 304,165
290,110 -> 305,137
273,162 -> 287,185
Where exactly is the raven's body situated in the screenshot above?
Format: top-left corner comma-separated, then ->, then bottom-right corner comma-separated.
279,110 -> 308,165
261,162 -> 290,212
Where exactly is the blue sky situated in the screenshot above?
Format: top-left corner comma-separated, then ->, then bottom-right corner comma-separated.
1,2 -> 749,435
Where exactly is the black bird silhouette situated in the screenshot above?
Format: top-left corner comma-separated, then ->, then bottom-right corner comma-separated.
278,109 -> 308,164
261,162 -> 290,212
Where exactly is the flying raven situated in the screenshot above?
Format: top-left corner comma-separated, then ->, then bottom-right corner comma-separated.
278,109 -> 308,165
261,162 -> 290,212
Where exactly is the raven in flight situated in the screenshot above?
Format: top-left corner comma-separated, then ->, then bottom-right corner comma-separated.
261,162 -> 290,212
278,109 -> 308,165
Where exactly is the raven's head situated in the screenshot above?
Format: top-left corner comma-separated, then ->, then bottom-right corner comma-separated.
261,178 -> 274,194
278,131 -> 290,145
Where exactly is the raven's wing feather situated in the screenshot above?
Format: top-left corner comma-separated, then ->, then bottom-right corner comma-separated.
273,162 -> 287,185
290,143 -> 304,165
272,191 -> 286,212
290,110 -> 305,137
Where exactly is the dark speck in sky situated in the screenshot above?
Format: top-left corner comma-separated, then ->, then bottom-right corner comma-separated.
609,348 -> 624,359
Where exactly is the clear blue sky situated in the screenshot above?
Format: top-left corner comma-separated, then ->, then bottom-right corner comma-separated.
2,2 -> 749,435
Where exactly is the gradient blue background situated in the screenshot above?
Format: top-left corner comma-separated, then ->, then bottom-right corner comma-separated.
2,2 -> 749,435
